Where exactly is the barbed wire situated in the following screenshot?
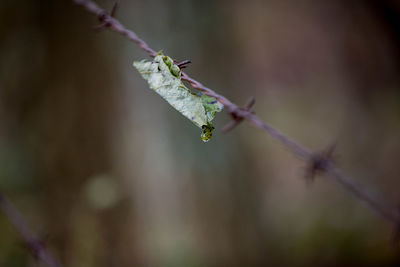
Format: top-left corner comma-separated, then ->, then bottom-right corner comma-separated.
0,192 -> 61,267
71,0 -> 400,227
1,2 -> 398,266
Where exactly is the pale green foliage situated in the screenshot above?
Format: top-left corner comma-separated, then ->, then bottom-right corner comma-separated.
133,53 -> 223,142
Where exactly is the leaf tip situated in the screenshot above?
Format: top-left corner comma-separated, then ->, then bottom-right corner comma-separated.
201,125 -> 214,142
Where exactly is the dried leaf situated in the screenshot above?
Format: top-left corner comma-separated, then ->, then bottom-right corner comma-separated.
133,53 -> 223,142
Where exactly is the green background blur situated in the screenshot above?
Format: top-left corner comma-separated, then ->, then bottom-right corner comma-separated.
1,0 -> 400,266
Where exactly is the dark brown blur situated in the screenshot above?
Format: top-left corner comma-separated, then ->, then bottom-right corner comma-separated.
1,0 -> 400,266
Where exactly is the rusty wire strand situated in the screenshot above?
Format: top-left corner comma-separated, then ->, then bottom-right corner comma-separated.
0,192 -> 61,267
72,0 -> 400,227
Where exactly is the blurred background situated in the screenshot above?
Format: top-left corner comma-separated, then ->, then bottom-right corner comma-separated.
1,0 -> 400,266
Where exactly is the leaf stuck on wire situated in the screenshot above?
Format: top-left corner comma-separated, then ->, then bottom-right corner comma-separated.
133,52 -> 223,142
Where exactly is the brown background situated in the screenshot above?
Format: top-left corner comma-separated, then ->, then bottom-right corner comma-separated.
1,0 -> 400,266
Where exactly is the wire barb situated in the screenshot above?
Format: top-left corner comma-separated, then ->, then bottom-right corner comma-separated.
110,0 -> 119,17
176,60 -> 192,69
222,96 -> 255,133
93,0 -> 119,30
305,142 -> 337,183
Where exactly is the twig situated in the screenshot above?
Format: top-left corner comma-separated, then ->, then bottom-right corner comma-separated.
72,0 -> 400,227
0,191 -> 61,267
